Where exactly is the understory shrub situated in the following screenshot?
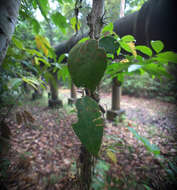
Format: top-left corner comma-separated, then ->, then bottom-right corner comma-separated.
100,73 -> 177,103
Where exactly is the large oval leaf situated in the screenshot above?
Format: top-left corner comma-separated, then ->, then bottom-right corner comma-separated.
73,96 -> 104,156
68,39 -> 107,92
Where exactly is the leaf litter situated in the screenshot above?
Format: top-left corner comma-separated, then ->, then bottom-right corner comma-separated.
0,89 -> 176,189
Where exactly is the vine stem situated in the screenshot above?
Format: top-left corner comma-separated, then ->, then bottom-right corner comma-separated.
77,1 -> 105,190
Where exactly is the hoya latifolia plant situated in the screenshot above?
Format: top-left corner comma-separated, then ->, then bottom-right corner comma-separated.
68,20 -> 177,189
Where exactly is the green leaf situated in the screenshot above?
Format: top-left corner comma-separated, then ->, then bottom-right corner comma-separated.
136,45 -> 152,57
128,127 -> 160,156
119,41 -> 132,53
57,0 -> 63,4
64,0 -> 73,3
154,51 -> 177,64
101,22 -> 113,34
121,35 -> 135,42
51,12 -> 68,34
57,54 -> 66,63
57,64 -> 70,82
73,96 -> 104,156
37,0 -> 50,18
31,18 -> 41,34
25,48 -> 43,57
70,17 -> 80,32
142,64 -> 171,78
12,37 -> 23,49
78,37 -> 90,44
99,36 -> 119,54
68,39 -> 107,92
151,40 -> 164,53
8,78 -> 22,90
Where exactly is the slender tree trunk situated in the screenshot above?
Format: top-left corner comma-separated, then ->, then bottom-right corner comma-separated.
119,0 -> 125,18
0,0 -> 21,65
48,73 -> 63,108
78,1 -> 105,190
68,81 -> 77,105
112,0 -> 125,111
107,0 -> 125,121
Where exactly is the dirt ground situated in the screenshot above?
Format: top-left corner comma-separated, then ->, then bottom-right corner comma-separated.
1,89 -> 177,190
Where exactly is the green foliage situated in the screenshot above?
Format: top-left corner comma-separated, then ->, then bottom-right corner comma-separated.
99,36 -> 119,54
122,74 -> 177,102
128,127 -> 160,156
68,39 -> 107,92
51,12 -> 68,34
37,0 -> 50,19
135,45 -> 152,57
101,22 -> 114,35
73,97 -> 104,156
91,160 -> 110,190
151,40 -> 164,53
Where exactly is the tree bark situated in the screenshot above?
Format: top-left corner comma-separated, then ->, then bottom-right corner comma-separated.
78,1 -> 105,190
114,0 -> 177,52
55,0 -> 177,56
55,32 -> 88,58
48,73 -> 63,108
0,0 -> 21,65
109,0 -> 125,120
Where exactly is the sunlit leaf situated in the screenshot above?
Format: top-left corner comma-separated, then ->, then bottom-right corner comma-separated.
70,17 -> 81,32
101,22 -> 113,35
121,35 -> 135,42
154,51 -> 177,64
119,41 -> 132,53
57,54 -> 66,63
12,37 -> 23,49
151,40 -> 164,53
78,37 -> 90,43
35,35 -> 51,56
31,18 -> 41,34
51,12 -> 68,34
25,48 -> 43,57
37,0 -> 50,19
136,45 -> 152,57
142,63 -> 171,78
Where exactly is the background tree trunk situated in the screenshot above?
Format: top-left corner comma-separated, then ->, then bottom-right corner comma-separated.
0,0 -> 21,65
48,73 -> 63,108
55,0 -> 177,57
107,0 -> 125,121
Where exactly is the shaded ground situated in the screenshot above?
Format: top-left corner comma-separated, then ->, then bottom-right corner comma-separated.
0,89 -> 177,190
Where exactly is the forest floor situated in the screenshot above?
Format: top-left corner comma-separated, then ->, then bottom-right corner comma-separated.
1,88 -> 177,190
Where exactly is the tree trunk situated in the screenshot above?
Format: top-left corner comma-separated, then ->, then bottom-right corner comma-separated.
55,0 -> 177,56
114,0 -> 177,52
68,81 -> 77,105
78,1 -> 105,190
48,73 -> 63,108
108,0 -> 125,121
0,0 -> 21,65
